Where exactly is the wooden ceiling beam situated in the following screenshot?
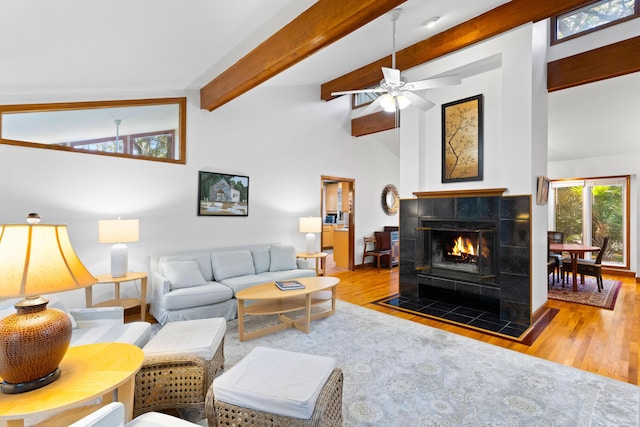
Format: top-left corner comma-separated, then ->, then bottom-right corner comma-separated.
200,0 -> 406,112
321,0 -> 591,101
547,36 -> 640,91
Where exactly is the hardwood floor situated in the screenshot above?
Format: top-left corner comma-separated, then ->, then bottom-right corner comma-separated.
331,265 -> 640,386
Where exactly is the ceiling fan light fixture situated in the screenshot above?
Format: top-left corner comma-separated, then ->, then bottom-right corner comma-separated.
396,94 -> 410,110
380,94 -> 396,112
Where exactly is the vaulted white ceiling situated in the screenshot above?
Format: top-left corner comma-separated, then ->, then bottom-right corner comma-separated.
0,0 -> 509,97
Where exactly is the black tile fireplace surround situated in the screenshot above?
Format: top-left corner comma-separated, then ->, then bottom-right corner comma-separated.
399,189 -> 531,334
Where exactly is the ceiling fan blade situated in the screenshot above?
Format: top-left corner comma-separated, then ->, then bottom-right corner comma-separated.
403,92 -> 435,111
331,88 -> 385,96
354,95 -> 384,117
382,67 -> 401,86
405,75 -> 462,91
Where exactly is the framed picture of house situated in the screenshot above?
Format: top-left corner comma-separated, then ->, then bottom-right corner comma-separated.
198,171 -> 249,216
441,94 -> 484,183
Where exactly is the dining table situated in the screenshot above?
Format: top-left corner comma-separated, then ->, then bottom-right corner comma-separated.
549,243 -> 601,292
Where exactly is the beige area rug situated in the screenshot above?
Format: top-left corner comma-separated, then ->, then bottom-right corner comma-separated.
548,276 -> 621,310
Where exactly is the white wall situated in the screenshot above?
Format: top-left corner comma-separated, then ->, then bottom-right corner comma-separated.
398,24 -> 550,313
0,85 -> 399,308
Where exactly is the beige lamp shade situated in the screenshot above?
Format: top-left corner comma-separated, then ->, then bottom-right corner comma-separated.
0,224 -> 97,297
299,217 -> 322,233
98,219 -> 139,243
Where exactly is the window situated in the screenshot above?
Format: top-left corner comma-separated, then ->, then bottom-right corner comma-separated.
550,176 -> 629,268
552,0 -> 639,44
0,98 -> 186,164
353,92 -> 380,108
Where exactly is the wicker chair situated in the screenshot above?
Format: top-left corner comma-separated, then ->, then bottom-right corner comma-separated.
134,338 -> 225,418
205,368 -> 343,427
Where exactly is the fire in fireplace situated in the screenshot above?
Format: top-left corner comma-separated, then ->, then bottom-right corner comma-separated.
425,225 -> 496,281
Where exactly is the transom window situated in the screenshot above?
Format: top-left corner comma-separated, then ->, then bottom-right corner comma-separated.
552,0 -> 639,44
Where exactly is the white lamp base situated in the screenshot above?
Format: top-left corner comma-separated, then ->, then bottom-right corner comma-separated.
110,243 -> 128,278
305,233 -> 317,255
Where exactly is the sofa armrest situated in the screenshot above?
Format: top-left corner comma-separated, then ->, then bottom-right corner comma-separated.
68,307 -> 124,328
134,354 -> 208,417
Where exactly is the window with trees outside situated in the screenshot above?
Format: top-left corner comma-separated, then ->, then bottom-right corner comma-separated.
549,176 -> 629,268
552,0 -> 638,44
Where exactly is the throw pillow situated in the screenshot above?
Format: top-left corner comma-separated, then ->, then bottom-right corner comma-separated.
161,260 -> 207,289
211,250 -> 256,281
269,245 -> 297,272
251,247 -> 271,273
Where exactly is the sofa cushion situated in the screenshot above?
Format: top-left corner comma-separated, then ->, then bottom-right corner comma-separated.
269,245 -> 297,272
159,253 -> 214,281
164,283 -> 233,310
251,247 -> 271,274
161,261 -> 207,290
70,322 -> 151,348
220,275 -> 271,295
211,250 -> 256,281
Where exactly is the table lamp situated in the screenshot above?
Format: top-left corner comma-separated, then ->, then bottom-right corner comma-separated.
98,218 -> 139,278
299,217 -> 322,254
0,214 -> 97,393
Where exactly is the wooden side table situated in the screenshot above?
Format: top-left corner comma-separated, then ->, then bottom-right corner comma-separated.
0,342 -> 143,427
86,272 -> 148,321
296,252 -> 328,276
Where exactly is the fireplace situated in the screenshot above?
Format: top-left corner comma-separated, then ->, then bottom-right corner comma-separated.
427,223 -> 496,281
399,189 -> 531,329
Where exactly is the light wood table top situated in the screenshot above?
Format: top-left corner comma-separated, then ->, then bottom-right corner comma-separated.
0,342 -> 143,427
236,276 -> 340,341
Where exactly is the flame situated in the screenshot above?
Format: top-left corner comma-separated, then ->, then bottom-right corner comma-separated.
450,236 -> 475,256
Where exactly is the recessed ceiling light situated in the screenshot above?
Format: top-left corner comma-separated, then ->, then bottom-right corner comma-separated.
423,16 -> 440,28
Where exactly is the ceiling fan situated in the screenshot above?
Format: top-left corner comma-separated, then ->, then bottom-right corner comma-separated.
331,9 -> 461,116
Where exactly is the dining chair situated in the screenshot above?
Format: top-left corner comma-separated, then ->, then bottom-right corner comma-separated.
562,236 -> 609,292
547,241 -> 558,287
547,231 -> 564,286
362,236 -> 391,272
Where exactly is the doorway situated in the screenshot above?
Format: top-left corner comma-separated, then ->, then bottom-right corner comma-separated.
321,175 -> 355,272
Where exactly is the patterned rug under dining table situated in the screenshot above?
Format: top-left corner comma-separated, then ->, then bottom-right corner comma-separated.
234,276 -> 339,341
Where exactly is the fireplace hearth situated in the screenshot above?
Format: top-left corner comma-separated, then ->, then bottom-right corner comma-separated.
399,189 -> 531,334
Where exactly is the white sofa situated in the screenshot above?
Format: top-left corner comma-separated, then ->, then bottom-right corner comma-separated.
0,297 -> 151,348
149,243 -> 316,325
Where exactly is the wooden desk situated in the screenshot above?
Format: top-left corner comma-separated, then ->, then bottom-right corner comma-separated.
235,276 -> 339,342
296,252 -> 328,276
549,243 -> 600,292
86,272 -> 147,321
0,343 -> 143,427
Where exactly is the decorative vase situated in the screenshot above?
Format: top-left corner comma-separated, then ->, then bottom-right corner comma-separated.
0,296 -> 72,393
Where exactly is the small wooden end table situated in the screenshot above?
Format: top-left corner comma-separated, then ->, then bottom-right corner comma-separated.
236,276 -> 339,342
296,252 -> 328,276
0,342 -> 143,427
86,272 -> 148,321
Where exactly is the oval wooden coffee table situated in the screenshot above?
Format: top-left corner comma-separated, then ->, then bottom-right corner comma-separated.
235,276 -> 339,342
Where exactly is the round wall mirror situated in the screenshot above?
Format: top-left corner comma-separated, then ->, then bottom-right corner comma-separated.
381,184 -> 399,215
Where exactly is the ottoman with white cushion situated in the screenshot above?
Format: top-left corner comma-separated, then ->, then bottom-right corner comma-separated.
206,346 -> 343,426
134,317 -> 226,418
